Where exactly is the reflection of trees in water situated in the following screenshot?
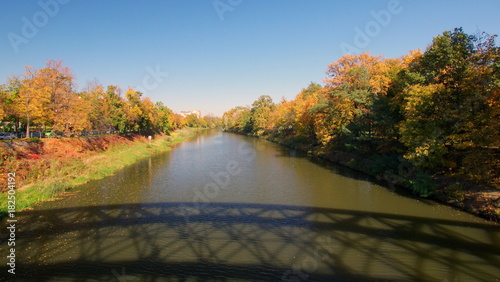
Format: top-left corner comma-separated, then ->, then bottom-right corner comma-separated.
3,202 -> 499,281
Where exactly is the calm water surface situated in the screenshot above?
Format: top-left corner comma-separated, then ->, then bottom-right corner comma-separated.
1,129 -> 499,281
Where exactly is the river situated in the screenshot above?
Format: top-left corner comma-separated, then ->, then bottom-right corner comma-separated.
2,129 -> 499,281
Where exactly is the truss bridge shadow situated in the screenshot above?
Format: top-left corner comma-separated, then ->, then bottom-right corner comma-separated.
1,202 -> 500,281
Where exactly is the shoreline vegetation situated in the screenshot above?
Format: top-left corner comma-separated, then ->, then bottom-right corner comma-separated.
0,128 -> 201,217
222,28 -> 500,222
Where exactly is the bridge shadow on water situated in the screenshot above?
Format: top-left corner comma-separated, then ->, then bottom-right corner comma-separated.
272,145 -> 448,207
2,202 -> 500,281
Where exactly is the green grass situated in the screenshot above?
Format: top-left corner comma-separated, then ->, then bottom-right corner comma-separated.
0,128 -> 200,217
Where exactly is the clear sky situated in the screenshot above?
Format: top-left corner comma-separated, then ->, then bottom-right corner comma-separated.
1,0 -> 499,117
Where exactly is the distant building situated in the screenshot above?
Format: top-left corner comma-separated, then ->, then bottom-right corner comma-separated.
179,110 -> 201,119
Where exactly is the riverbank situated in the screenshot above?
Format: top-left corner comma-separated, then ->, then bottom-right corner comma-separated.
245,132 -> 500,222
0,128 -> 201,216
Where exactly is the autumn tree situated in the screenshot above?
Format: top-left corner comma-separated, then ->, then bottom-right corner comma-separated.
185,113 -> 202,127
222,106 -> 252,133
139,97 -> 156,131
308,89 -> 355,146
269,83 -> 324,145
398,28 -> 500,168
172,113 -> 186,129
0,77 -> 23,131
203,115 -> 221,128
222,107 -> 239,131
268,98 -> 295,138
293,83 -> 322,142
13,67 -> 52,136
38,60 -> 76,133
249,95 -> 275,135
123,87 -> 143,132
0,87 -> 5,121
82,82 -> 112,132
324,53 -> 405,147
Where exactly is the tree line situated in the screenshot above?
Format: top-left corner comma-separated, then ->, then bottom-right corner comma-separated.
223,28 -> 499,193
0,60 -> 220,137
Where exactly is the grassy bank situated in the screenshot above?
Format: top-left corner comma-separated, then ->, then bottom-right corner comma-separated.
0,128 -> 200,216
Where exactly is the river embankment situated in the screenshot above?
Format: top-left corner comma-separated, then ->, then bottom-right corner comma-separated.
0,129 -> 200,216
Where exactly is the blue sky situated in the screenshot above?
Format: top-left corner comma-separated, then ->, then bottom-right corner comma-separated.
1,0 -> 499,117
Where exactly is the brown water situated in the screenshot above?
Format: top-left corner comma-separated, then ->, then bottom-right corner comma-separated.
1,129 -> 500,281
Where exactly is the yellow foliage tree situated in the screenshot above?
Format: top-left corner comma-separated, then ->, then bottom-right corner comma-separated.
325,52 -> 402,95
13,66 -> 52,136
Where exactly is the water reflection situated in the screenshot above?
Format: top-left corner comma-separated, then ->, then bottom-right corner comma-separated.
4,202 -> 500,281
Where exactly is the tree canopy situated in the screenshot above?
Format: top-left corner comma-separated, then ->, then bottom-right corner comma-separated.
0,60 -> 221,136
223,28 -> 500,192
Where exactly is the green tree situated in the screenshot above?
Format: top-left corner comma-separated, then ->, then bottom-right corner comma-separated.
222,106 -> 252,133
398,28 -> 500,168
155,102 -> 174,133
106,85 -> 126,132
185,113 -> 201,127
250,95 -> 275,135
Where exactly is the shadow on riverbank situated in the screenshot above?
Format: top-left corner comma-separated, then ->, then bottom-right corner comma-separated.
244,132 -> 500,222
2,202 -> 499,281
271,144 -> 436,204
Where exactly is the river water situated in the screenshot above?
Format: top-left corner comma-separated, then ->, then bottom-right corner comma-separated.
2,129 -> 499,281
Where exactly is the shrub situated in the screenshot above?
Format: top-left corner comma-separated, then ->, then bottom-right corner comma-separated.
410,169 -> 436,197
29,137 -> 41,143
367,153 -> 400,176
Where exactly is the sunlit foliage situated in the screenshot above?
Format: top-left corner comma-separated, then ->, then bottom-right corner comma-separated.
0,60 -> 222,136
223,28 -> 500,190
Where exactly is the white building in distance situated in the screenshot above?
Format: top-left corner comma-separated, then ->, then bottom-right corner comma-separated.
179,110 -> 201,118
